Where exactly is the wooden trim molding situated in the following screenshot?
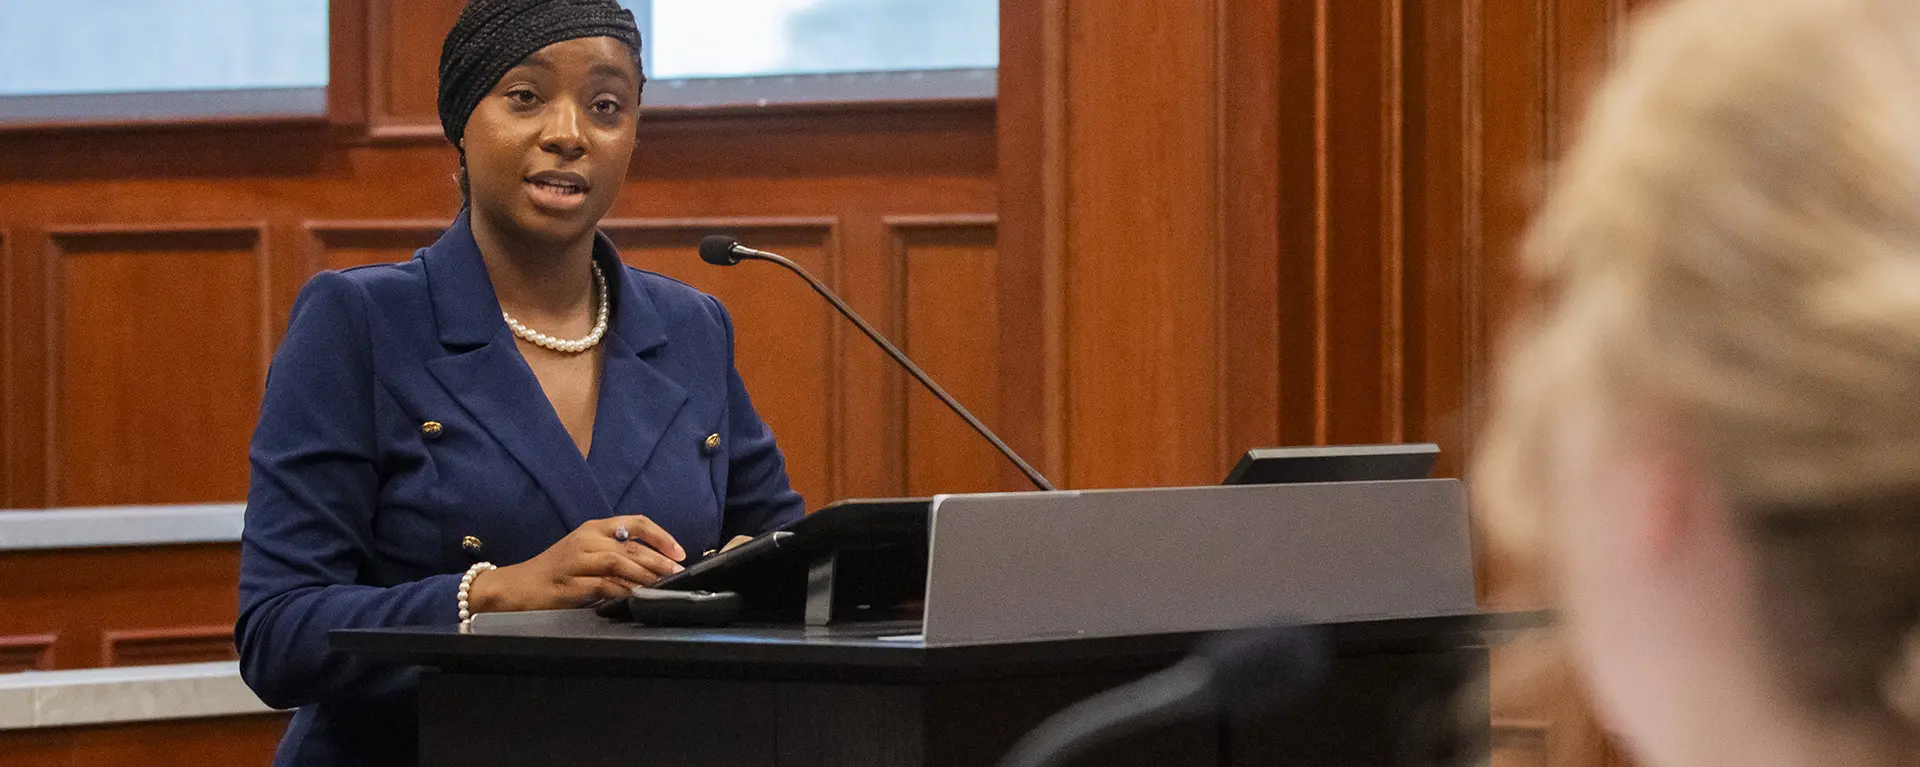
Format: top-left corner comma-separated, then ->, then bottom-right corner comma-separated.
879,214 -> 997,230
302,219 -> 451,275
39,224 -> 269,506
881,214 -> 1001,492
0,635 -> 56,673
101,626 -> 239,668
992,0 -> 1068,489
361,0 -> 410,143
327,0 -> 371,136
1,228 -> 10,508
599,216 -> 841,234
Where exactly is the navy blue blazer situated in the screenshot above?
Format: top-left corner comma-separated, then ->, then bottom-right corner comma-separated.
237,211 -> 804,766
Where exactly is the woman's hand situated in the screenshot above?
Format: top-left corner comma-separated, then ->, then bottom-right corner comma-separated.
466,516 -> 686,612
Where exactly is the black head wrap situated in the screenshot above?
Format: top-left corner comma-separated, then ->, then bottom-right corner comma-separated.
438,0 -> 644,147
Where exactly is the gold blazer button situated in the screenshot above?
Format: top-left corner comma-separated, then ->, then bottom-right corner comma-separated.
422,421 -> 444,440
702,433 -> 722,454
461,535 -> 483,555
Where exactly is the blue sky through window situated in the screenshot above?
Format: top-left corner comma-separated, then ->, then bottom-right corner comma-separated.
0,0 -> 329,97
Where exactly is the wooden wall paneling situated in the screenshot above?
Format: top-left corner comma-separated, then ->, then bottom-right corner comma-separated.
1220,0 -> 1284,467
0,546 -> 242,670
369,0 -> 468,141
1273,0 -> 1329,451
600,218 -> 843,507
0,714 -> 288,767
994,0 -> 1068,489
100,626 -> 239,668
0,634 -> 57,673
1,228 -> 10,508
1403,0 -> 1475,482
328,0 -> 371,136
1059,0 -> 1227,489
45,225 -> 267,507
5,229 -> 47,510
304,220 -> 449,274
825,212 -> 904,501
1548,0 -> 1625,158
884,215 -> 1005,496
1320,0 -> 1408,447
1475,0 -> 1553,388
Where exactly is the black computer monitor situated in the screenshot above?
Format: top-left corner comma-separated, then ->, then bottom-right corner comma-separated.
1221,443 -> 1439,485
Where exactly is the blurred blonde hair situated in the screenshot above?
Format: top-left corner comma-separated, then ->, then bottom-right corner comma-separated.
1477,0 -> 1920,729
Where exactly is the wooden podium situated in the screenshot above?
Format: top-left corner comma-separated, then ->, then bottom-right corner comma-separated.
336,481 -> 1512,766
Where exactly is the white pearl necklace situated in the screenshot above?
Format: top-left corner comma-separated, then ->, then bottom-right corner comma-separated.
501,261 -> 610,354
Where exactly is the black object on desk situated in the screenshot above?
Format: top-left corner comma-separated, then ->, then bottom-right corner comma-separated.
1222,443 -> 1439,485
592,588 -> 744,627
650,497 -> 932,625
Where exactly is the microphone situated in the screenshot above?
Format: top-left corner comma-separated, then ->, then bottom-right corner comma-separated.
996,623 -> 1333,767
697,235 -> 1057,492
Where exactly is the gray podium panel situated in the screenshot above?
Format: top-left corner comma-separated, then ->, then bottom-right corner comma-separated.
922,480 -> 1473,644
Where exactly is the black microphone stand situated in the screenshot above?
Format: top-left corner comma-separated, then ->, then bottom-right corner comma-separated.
702,236 -> 1057,492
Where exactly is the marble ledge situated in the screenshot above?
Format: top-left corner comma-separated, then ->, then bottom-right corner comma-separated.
0,504 -> 244,551
0,661 -> 278,731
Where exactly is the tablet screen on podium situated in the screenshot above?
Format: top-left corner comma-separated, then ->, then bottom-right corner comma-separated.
651,497 -> 930,595
1221,444 -> 1438,486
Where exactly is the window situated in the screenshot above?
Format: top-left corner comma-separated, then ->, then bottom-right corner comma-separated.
0,0 -> 995,125
0,0 -> 329,123
625,0 -> 997,107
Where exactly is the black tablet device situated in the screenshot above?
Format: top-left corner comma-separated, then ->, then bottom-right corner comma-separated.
1221,443 -> 1439,485
651,497 -> 931,593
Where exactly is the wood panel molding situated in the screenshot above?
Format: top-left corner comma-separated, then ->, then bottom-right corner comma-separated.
994,0 -> 1070,488
303,219 -> 450,274
363,0 -> 463,142
42,224 -> 268,506
1219,0 -> 1283,466
2,226 -> 37,510
1040,0 -> 1228,489
100,626 -> 239,668
600,217 -> 841,236
0,634 -> 56,673
1,228 -> 10,508
327,0 -> 371,135
0,545 -> 242,670
882,215 -> 1006,495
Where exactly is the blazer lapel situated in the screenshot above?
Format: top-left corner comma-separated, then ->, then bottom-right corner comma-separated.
586,241 -> 690,511
420,211 -> 613,531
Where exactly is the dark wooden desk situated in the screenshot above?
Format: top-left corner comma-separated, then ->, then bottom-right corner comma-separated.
336,610 -> 1530,766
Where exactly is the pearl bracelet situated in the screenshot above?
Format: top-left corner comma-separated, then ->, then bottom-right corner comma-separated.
458,561 -> 496,630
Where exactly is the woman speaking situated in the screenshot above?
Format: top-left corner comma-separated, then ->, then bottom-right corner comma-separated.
235,1 -> 805,763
